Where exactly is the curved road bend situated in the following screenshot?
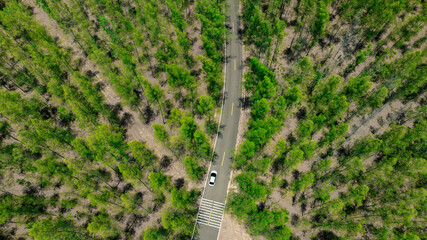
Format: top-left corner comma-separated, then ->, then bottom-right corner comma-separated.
193,0 -> 242,239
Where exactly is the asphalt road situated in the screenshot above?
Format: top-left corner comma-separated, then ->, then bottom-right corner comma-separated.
193,0 -> 242,239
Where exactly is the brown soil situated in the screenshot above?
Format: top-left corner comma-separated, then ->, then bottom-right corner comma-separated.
218,213 -> 253,240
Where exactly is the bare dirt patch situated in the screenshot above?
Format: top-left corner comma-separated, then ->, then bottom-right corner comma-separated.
218,213 -> 253,240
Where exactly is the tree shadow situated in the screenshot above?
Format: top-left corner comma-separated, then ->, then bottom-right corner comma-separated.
160,156 -> 172,171
216,123 -> 226,139
296,107 -> 307,121
174,178 -> 185,190
142,105 -> 155,124
119,112 -> 134,127
239,96 -> 251,110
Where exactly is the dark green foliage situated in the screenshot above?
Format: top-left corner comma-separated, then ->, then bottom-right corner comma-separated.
297,119 -> 314,140
235,1 -> 426,239
87,210 -> 120,238
143,225 -> 170,240
166,64 -> 196,91
345,76 -> 373,101
161,207 -> 195,237
196,95 -> 215,119
244,57 -> 277,101
167,108 -> 184,127
180,116 -> 198,140
228,192 -> 257,219
153,124 -> 169,143
251,98 -> 270,119
205,120 -> 219,136
29,217 -> 89,240
235,171 -> 270,201
128,140 -> 157,169
183,156 -> 205,181
149,172 -> 171,192
313,0 -> 329,39
170,186 -> 198,209
234,140 -> 256,169
300,140 -> 317,159
247,208 -> 290,237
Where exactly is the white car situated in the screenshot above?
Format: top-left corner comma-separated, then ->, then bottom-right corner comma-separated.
209,170 -> 217,186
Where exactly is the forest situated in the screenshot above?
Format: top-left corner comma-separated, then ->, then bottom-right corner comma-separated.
229,0 -> 426,239
0,0 -> 224,239
0,0 -> 425,239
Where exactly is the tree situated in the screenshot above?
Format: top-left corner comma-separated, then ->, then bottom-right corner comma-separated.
314,184 -> 336,202
166,64 -> 196,92
292,172 -> 315,193
196,95 -> 215,119
120,191 -> 148,213
192,129 -> 211,158
244,57 -> 276,94
348,185 -> 369,206
72,138 -> 93,161
170,186 -> 198,209
144,81 -> 166,122
142,225 -> 169,240
148,172 -> 171,192
155,37 -> 179,72
283,148 -> 304,172
343,157 -> 364,181
252,76 -> 277,101
313,158 -> 332,176
297,119 -> 314,140
118,161 -> 148,189
29,217 -> 89,240
161,208 -> 195,236
291,57 -> 315,88
273,137 -> 289,158
368,87 -> 388,109
301,140 -> 317,159
322,123 -> 348,146
345,76 -> 373,101
235,172 -> 269,201
167,108 -> 183,127
87,210 -> 119,238
183,156 -> 204,181
250,157 -> 271,174
284,85 -> 304,108
313,0 -> 329,40
153,124 -> 169,143
234,140 -> 256,168
128,140 -> 157,169
180,116 -> 198,140
271,95 -> 287,120
228,193 -> 257,220
252,98 -> 270,119
86,124 -> 127,163
247,208 -> 290,237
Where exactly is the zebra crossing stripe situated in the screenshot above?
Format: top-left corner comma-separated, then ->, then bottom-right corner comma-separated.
196,198 -> 226,229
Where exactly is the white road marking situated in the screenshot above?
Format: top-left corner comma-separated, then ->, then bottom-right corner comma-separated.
196,198 -> 225,229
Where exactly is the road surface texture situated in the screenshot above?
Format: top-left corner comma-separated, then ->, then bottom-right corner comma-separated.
193,0 -> 242,239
